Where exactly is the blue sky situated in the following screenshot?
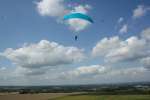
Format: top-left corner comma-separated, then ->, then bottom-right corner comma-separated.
0,0 -> 150,85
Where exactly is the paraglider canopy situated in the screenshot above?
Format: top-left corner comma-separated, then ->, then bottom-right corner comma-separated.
63,13 -> 94,23
63,13 -> 94,41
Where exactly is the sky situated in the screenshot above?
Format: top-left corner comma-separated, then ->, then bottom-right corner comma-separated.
0,0 -> 150,85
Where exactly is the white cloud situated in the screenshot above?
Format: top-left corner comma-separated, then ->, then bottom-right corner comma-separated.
118,17 -> 124,23
92,36 -> 121,57
59,64 -> 148,81
14,66 -> 49,76
36,0 -> 67,17
119,24 -> 128,34
92,35 -> 148,63
1,40 -> 85,70
71,4 -> 91,14
109,67 -> 147,76
140,28 -> 150,67
141,27 -> 150,40
133,5 -> 150,19
1,63 -> 148,85
141,57 -> 150,68
0,67 -> 6,71
60,65 -> 107,79
106,36 -> 146,62
66,19 -> 91,32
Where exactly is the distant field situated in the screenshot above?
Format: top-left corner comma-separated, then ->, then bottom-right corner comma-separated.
0,93 -> 77,100
0,93 -> 150,100
51,94 -> 150,100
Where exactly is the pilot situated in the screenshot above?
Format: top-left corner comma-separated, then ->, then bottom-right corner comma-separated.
75,35 -> 78,41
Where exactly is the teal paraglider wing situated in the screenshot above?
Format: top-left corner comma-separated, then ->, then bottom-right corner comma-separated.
64,13 -> 94,23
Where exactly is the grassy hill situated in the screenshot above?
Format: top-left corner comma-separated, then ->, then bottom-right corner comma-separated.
51,94 -> 150,100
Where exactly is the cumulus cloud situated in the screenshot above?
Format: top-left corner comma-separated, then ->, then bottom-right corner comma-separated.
60,65 -> 107,79
36,0 -> 68,17
59,64 -> 148,81
1,40 -> 85,75
92,35 -> 149,63
91,28 -> 150,81
141,57 -> 150,68
133,5 -> 150,19
71,4 -> 91,14
14,66 -> 50,76
92,36 -> 121,57
66,19 -> 91,32
118,17 -> 124,23
119,24 -> 128,34
106,36 -> 147,62
0,67 -> 6,71
109,67 -> 148,77
141,27 -> 150,40
1,64 -> 148,85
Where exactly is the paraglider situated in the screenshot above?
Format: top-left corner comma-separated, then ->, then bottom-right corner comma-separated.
64,13 -> 94,23
63,13 -> 93,41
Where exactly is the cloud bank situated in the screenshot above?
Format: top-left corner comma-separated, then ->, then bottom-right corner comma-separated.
0,26 -> 150,85
1,40 -> 85,76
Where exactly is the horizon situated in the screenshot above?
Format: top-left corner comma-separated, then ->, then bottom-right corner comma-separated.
0,81 -> 150,87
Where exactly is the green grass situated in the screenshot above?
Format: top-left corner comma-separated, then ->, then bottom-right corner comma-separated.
51,94 -> 150,100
